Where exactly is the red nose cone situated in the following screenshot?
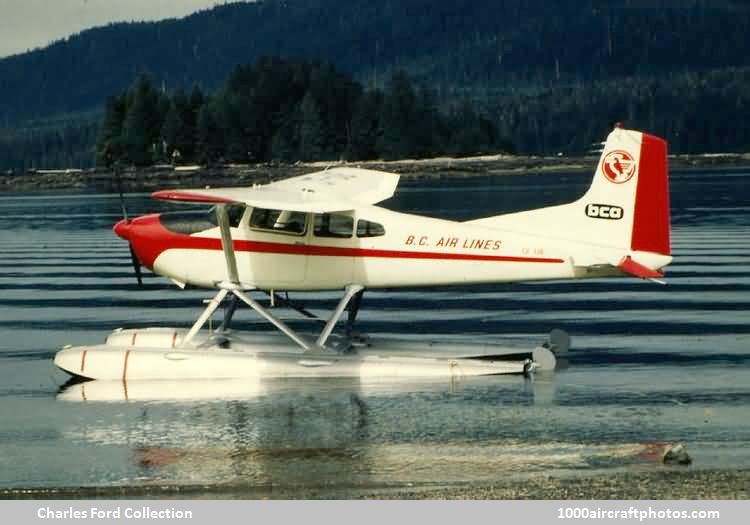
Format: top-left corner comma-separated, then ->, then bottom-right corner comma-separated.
113,219 -> 131,240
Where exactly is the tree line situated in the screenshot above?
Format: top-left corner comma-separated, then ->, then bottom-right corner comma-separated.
3,62 -> 750,172
487,67 -> 750,155
96,57 -> 512,167
0,118 -> 98,173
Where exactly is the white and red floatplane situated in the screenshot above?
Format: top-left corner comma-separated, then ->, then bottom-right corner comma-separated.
55,125 -> 671,381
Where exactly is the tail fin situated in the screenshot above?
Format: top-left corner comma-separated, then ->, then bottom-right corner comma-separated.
579,126 -> 670,256
468,126 -> 671,275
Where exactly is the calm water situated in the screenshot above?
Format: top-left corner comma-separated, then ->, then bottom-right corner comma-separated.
0,170 -> 748,493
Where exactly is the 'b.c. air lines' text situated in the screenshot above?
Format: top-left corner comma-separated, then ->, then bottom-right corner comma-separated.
405,235 -> 502,251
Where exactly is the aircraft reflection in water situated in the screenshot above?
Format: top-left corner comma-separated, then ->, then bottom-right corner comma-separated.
55,377 -> 670,489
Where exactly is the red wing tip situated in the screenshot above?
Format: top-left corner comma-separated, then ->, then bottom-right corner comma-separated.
618,256 -> 664,279
151,190 -> 238,204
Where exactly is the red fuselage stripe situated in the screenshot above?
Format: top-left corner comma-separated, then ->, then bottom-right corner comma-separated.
174,237 -> 564,264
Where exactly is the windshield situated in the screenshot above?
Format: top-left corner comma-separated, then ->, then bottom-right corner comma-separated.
160,204 -> 246,235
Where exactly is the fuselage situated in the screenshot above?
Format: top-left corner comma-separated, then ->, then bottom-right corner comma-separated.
113,203 -> 653,291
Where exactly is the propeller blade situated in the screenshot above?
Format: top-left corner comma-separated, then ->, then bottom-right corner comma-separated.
119,193 -> 129,223
115,165 -> 140,286
115,166 -> 130,223
129,243 -> 143,287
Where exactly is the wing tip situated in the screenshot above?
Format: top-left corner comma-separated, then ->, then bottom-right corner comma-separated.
151,190 -> 238,204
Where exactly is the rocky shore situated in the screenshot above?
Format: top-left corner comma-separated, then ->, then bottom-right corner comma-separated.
1,153 -> 748,194
3,468 -> 748,500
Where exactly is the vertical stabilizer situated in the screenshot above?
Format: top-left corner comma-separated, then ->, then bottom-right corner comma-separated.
467,126 -> 671,272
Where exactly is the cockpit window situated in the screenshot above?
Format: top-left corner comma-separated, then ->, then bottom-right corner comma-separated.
222,204 -> 246,228
249,207 -> 307,235
160,204 -> 245,235
314,213 -> 353,238
356,219 -> 385,238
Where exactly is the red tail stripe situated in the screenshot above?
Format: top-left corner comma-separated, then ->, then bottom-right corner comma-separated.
631,133 -> 670,255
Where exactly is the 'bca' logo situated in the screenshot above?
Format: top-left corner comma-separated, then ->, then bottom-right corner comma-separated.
602,150 -> 636,184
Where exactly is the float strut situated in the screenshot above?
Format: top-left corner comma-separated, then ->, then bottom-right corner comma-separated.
317,284 -> 365,348
181,288 -> 228,346
232,289 -> 312,351
217,294 -> 239,332
346,288 -> 365,335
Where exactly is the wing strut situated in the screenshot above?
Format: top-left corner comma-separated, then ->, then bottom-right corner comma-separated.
216,204 -> 240,284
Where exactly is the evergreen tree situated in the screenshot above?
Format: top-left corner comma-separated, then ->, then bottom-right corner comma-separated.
122,74 -> 161,165
270,125 -> 297,162
413,86 -> 444,158
347,90 -> 382,160
172,87 -> 197,162
188,84 -> 205,158
189,84 -> 205,116
299,92 -> 325,161
160,100 -> 183,163
448,101 -> 482,157
446,101 -> 508,156
221,92 -> 251,162
196,101 -> 225,164
96,92 -> 126,166
378,70 -> 418,159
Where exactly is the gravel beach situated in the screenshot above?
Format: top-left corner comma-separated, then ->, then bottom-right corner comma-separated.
3,469 -> 748,500
358,469 -> 750,500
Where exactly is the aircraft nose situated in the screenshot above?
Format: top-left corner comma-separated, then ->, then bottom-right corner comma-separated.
110,213 -> 165,271
113,219 -> 131,240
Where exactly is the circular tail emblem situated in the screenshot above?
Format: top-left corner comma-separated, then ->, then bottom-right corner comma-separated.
602,150 -> 636,184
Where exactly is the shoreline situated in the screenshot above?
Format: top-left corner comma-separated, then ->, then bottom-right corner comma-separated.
1,153 -> 748,194
3,468 -> 748,500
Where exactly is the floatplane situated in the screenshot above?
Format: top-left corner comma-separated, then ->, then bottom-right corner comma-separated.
54,125 -> 671,381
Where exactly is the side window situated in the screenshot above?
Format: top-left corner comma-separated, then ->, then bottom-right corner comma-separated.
314,213 -> 354,238
249,208 -> 306,235
357,219 -> 385,238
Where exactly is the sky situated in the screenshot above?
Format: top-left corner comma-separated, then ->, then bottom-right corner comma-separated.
0,0 -> 245,58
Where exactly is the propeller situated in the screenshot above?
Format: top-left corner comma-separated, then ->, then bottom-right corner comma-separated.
115,166 -> 143,287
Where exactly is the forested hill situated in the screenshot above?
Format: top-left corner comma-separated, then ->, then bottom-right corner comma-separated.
3,0 -> 750,123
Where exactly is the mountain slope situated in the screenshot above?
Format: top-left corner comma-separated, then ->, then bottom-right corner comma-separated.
2,0 -> 750,123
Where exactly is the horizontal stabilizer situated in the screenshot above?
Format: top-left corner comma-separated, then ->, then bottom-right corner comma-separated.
617,255 -> 664,279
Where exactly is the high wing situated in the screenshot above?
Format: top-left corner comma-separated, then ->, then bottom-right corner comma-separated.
152,167 -> 400,212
